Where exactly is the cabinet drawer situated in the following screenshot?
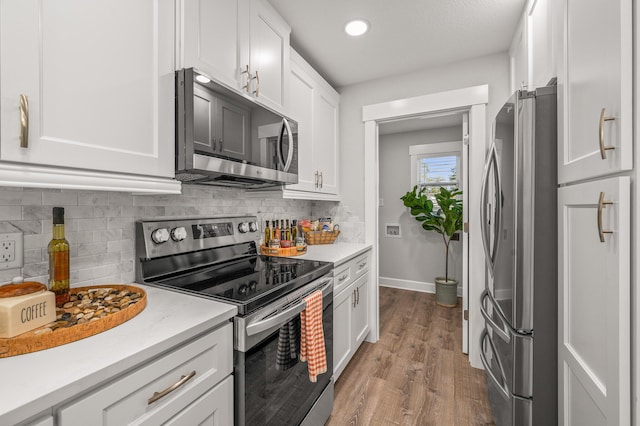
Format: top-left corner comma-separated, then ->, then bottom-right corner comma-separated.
60,322 -> 233,426
163,375 -> 233,426
333,263 -> 351,295
352,252 -> 370,280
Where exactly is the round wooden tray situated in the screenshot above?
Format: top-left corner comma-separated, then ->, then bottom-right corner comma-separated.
0,284 -> 146,358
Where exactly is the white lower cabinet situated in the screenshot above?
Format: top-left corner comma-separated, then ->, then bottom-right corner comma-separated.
59,323 -> 233,425
333,250 -> 370,380
20,414 -> 54,426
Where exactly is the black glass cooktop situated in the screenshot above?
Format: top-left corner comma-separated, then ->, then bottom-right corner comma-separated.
149,254 -> 331,315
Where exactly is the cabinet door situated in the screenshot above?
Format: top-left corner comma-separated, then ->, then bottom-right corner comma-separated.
0,0 -> 175,178
192,87 -> 217,155
163,376 -> 233,426
249,0 -> 289,113
286,61 -> 317,193
509,14 -> 528,92
558,177 -> 630,425
179,0 -> 249,91
333,285 -> 354,379
352,273 -> 370,346
528,0 -> 556,89
313,91 -> 339,195
559,0 -> 632,183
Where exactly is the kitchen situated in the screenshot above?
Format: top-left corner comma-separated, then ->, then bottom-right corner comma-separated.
0,0 -> 636,425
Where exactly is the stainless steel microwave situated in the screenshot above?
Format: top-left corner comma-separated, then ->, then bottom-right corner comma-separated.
175,68 -> 298,188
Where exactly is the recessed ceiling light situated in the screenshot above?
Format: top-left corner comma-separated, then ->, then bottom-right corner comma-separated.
345,19 -> 369,37
195,75 -> 211,84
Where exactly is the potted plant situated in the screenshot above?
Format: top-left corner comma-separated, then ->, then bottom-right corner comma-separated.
400,185 -> 463,307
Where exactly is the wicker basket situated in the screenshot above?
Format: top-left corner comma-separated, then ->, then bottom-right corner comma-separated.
304,230 -> 340,245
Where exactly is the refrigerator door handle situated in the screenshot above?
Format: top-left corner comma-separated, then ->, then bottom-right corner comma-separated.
480,289 -> 512,343
480,329 -> 511,400
480,143 -> 502,273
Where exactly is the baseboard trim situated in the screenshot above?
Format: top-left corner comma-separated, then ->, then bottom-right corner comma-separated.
379,277 -> 463,297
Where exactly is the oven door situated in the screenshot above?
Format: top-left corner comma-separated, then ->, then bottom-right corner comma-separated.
234,280 -> 333,426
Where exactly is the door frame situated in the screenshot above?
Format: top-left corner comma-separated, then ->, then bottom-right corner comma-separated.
363,84 -> 488,368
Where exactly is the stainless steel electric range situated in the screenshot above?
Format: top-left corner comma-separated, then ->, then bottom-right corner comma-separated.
135,216 -> 334,426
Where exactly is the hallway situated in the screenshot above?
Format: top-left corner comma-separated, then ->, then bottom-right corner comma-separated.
327,286 -> 495,425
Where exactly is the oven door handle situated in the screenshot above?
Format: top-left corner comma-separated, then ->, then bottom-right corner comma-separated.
246,300 -> 306,336
245,279 -> 332,337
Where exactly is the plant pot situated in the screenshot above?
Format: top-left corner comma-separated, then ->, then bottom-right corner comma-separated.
435,277 -> 458,307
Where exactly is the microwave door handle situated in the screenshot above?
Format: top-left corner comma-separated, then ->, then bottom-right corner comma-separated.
246,299 -> 306,336
280,118 -> 294,172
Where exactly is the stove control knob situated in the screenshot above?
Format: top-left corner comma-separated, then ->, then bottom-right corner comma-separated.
238,222 -> 250,233
151,228 -> 170,244
249,221 -> 258,232
171,227 -> 187,242
238,284 -> 248,295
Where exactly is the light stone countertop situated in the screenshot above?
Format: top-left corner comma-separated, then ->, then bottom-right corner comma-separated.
296,242 -> 372,267
0,284 -> 237,425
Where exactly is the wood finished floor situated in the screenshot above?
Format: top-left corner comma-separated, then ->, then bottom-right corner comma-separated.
326,286 -> 495,426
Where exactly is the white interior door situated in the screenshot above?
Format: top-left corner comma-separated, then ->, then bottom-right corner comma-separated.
462,112 -> 469,354
558,176 -> 630,426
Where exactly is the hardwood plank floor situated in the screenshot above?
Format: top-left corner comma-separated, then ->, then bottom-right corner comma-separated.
327,286 -> 495,426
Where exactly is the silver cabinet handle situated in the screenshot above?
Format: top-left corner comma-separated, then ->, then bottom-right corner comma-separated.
19,94 -> 29,148
356,287 -> 359,304
358,262 -> 366,268
319,172 -> 323,188
599,108 -> 616,159
314,171 -> 319,188
212,138 -> 217,151
338,274 -> 348,282
252,70 -> 260,97
219,139 -> 223,152
597,192 -> 613,242
352,290 -> 356,308
241,65 -> 252,93
148,371 -> 196,405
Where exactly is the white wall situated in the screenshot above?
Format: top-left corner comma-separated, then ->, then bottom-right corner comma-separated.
338,53 -> 511,221
379,126 -> 463,291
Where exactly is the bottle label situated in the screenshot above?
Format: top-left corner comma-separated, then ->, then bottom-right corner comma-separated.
52,251 -> 70,281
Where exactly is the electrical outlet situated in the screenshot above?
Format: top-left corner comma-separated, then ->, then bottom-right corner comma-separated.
1,240 -> 15,262
0,231 -> 23,270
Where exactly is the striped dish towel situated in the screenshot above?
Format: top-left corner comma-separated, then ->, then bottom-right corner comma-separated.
299,290 -> 327,382
275,318 -> 299,371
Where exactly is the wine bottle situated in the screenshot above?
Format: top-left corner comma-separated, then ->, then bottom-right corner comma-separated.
264,220 -> 271,246
48,207 -> 70,306
285,219 -> 291,241
291,219 -> 298,241
274,220 -> 281,240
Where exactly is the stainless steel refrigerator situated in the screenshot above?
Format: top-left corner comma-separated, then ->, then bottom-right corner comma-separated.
479,85 -> 557,426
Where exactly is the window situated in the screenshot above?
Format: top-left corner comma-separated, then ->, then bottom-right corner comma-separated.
409,141 -> 462,209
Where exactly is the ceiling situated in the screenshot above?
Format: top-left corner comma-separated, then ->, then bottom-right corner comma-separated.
268,0 -> 527,88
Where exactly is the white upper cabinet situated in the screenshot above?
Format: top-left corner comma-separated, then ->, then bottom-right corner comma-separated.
179,0 -> 249,91
178,0 -> 290,114
527,0 -> 556,89
558,0 -> 632,184
283,49 -> 339,200
508,14 -> 528,93
249,0 -> 290,114
0,0 -> 178,188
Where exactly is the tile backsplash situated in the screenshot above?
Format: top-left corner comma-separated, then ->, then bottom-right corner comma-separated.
0,186 -> 363,287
